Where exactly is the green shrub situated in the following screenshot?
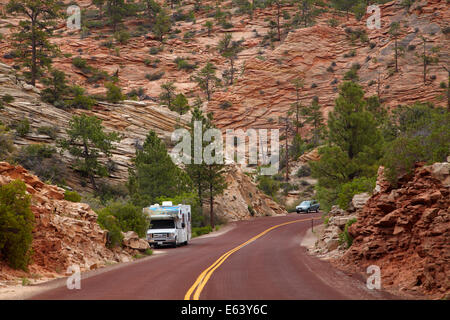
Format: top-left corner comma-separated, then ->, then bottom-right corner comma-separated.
383,104 -> 450,184
72,57 -> 90,73
15,144 -> 66,185
336,177 -> 376,210
174,57 -> 197,71
145,71 -> 165,81
105,82 -> 125,103
15,118 -> 30,137
2,94 -> 14,103
296,165 -> 311,178
95,181 -> 128,204
37,126 -> 58,139
257,175 -> 280,199
327,18 -> 338,27
343,66 -> 359,81
0,180 -> 34,270
64,190 -> 82,203
114,30 -> 130,44
97,202 -> 150,238
97,214 -> 123,248
281,182 -> 298,195
248,205 -> 255,217
219,101 -> 232,109
338,218 -> 357,248
149,46 -> 162,55
66,86 -> 96,109
86,69 -> 110,84
0,125 -> 15,160
192,225 -> 212,238
183,31 -> 196,40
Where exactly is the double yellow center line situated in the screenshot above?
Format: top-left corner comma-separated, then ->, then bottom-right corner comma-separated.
184,217 -> 321,300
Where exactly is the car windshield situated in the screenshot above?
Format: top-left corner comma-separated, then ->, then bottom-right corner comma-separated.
300,201 -> 311,206
150,220 -> 175,229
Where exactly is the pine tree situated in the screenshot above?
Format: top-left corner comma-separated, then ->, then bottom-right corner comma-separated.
128,130 -> 191,207
159,81 -> 176,109
153,9 -> 171,42
40,69 -> 69,105
389,22 -> 400,73
7,0 -> 63,86
327,82 -> 381,161
330,0 -> 354,20
288,78 -> 304,135
273,0 -> 283,41
303,96 -> 324,146
105,0 -> 128,32
93,0 -> 105,17
311,82 -> 383,209
217,33 -> 243,85
171,93 -> 190,115
192,62 -> 221,101
299,0 -> 315,27
186,107 -> 227,228
204,20 -> 213,37
144,0 -> 161,25
59,114 -> 121,190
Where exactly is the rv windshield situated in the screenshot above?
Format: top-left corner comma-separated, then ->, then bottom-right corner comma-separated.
150,220 -> 175,229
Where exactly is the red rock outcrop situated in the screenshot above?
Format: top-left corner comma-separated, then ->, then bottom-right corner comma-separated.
0,162 -> 131,281
338,162 -> 450,299
213,164 -> 286,221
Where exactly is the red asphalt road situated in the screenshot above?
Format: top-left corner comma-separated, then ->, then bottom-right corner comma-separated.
30,213 -> 395,300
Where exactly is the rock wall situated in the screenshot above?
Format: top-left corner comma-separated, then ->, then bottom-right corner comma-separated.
0,162 -> 132,281
338,162 -> 450,299
212,165 -> 286,222
208,0 -> 449,132
311,193 -> 370,259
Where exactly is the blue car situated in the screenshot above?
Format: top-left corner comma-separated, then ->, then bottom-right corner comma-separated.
296,200 -> 320,213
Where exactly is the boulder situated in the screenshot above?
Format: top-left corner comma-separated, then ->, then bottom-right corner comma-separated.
348,193 -> 371,212
122,231 -> 150,251
429,162 -> 450,187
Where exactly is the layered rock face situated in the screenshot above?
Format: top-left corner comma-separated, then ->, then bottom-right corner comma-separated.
0,62 -> 187,190
312,193 -> 370,259
0,162 -> 132,280
339,162 -> 450,299
208,0 -> 449,132
213,165 -> 286,221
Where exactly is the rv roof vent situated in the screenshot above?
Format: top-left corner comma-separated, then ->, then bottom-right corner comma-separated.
162,201 -> 173,207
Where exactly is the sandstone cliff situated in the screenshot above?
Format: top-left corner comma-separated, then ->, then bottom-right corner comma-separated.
208,0 -> 449,132
338,161 -> 450,299
0,61 -> 188,190
213,165 -> 286,222
0,162 -> 132,283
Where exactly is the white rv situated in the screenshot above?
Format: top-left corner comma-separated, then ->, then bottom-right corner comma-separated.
143,201 -> 191,247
